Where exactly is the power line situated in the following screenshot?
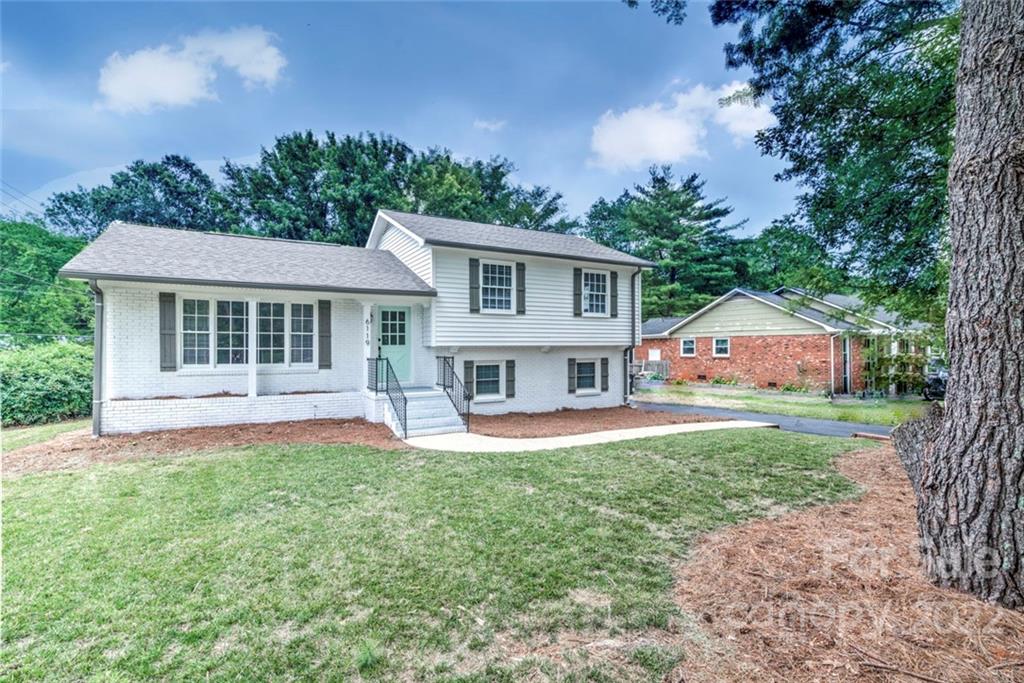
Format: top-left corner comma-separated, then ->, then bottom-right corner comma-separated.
1,180 -> 45,212
0,267 -> 93,295
0,188 -> 41,215
0,332 -> 93,338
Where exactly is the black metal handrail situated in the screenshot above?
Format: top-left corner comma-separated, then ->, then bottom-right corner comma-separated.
368,357 -> 408,438
436,356 -> 470,430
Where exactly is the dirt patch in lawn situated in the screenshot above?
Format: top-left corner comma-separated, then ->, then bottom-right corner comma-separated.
670,445 -> 1024,682
3,418 -> 406,477
469,406 -> 721,438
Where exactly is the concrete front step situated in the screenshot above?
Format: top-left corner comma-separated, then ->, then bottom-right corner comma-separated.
407,415 -> 465,430
406,423 -> 469,437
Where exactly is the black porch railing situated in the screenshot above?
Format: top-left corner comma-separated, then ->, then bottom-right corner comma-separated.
436,356 -> 470,430
367,356 -> 408,438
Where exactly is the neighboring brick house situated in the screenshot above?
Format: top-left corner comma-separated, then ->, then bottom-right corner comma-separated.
639,288 -> 927,394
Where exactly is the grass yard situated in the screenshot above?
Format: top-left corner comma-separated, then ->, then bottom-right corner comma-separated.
3,430 -> 867,681
636,385 -> 927,426
2,418 -> 91,452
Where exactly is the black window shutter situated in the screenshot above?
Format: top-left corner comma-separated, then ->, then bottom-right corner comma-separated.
464,360 -> 475,398
516,262 -> 526,314
318,300 -> 332,369
601,358 -> 609,392
506,360 -> 516,398
568,358 -> 577,394
610,271 -> 619,318
159,292 -> 176,371
469,258 -> 480,313
572,268 -> 582,317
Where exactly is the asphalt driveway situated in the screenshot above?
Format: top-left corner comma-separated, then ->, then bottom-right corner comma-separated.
633,401 -> 892,438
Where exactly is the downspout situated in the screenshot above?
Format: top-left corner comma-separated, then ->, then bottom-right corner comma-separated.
829,332 -> 839,397
88,280 -> 104,437
625,267 -> 641,401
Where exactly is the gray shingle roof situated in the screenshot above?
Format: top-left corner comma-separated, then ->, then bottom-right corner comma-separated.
776,287 -> 927,331
641,317 -> 685,336
60,222 -> 435,296
380,209 -> 654,267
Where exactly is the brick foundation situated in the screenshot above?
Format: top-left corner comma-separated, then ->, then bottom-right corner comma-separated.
639,334 -> 867,392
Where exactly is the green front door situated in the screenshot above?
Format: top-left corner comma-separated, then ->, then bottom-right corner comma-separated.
378,306 -> 411,382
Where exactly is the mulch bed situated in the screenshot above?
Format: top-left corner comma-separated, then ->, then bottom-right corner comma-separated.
670,445 -> 1024,682
3,418 -> 406,477
469,405 -> 722,438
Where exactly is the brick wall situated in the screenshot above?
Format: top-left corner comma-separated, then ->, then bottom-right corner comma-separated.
638,334 -> 868,392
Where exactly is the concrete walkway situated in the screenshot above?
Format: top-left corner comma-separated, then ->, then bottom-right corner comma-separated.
633,401 -> 892,438
404,419 -> 775,452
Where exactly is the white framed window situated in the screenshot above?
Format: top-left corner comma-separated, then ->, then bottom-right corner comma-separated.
582,269 -> 608,316
713,337 -> 730,357
480,260 -> 514,313
576,360 -> 597,392
257,302 -> 286,364
216,300 -> 249,365
680,337 -> 696,357
290,303 -> 314,364
475,363 -> 502,397
181,299 -> 210,366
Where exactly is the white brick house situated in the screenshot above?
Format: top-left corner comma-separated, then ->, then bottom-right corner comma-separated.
60,210 -> 651,437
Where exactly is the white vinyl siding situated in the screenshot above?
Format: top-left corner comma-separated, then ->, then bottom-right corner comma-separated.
377,223 -> 433,286
671,294 -> 826,337
432,247 -> 635,346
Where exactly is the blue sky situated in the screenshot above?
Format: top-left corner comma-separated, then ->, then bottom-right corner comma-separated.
2,1 -> 795,236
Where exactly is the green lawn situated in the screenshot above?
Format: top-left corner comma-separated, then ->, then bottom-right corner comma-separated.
3,430 -> 868,681
2,418 -> 91,452
636,385 -> 927,426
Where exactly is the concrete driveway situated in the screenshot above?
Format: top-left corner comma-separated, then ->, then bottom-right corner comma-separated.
633,401 -> 892,439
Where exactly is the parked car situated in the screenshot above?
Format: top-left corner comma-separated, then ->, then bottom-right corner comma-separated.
923,358 -> 948,401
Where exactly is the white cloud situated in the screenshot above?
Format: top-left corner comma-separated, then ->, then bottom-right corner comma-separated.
97,26 -> 286,113
473,118 -> 507,132
589,80 -> 775,171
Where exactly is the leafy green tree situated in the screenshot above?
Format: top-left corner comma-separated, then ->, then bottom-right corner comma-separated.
45,155 -> 232,239
0,220 -> 93,343
587,166 -> 746,317
740,215 -> 848,293
630,0 -> 956,324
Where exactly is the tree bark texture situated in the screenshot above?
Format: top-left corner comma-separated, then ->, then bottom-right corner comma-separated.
893,0 -> 1024,608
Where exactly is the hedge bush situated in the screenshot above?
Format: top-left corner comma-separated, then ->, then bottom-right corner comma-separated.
0,342 -> 92,426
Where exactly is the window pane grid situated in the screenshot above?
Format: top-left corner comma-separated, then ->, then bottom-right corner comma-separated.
681,338 -> 695,356
576,362 -> 597,389
380,309 -> 406,346
290,303 -> 314,363
216,300 -> 249,365
583,272 -> 607,314
714,338 -> 730,355
258,302 -> 286,364
476,364 -> 501,396
481,263 -> 512,311
182,299 -> 209,365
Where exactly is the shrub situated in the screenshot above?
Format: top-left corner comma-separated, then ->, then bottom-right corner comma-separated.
779,382 -> 809,393
0,342 -> 92,426
710,375 -> 739,386
671,378 -> 687,386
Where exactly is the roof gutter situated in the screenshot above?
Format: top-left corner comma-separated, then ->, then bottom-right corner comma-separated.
88,280 -> 104,437
58,271 -> 437,297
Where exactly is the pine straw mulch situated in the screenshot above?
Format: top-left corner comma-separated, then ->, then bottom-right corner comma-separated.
469,405 -> 720,438
670,445 -> 1024,682
3,418 -> 406,477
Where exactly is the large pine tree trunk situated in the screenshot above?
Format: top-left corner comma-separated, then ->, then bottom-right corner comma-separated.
892,0 -> 1024,608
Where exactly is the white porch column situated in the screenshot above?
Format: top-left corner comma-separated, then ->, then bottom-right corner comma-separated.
248,299 -> 258,398
361,301 -> 374,391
